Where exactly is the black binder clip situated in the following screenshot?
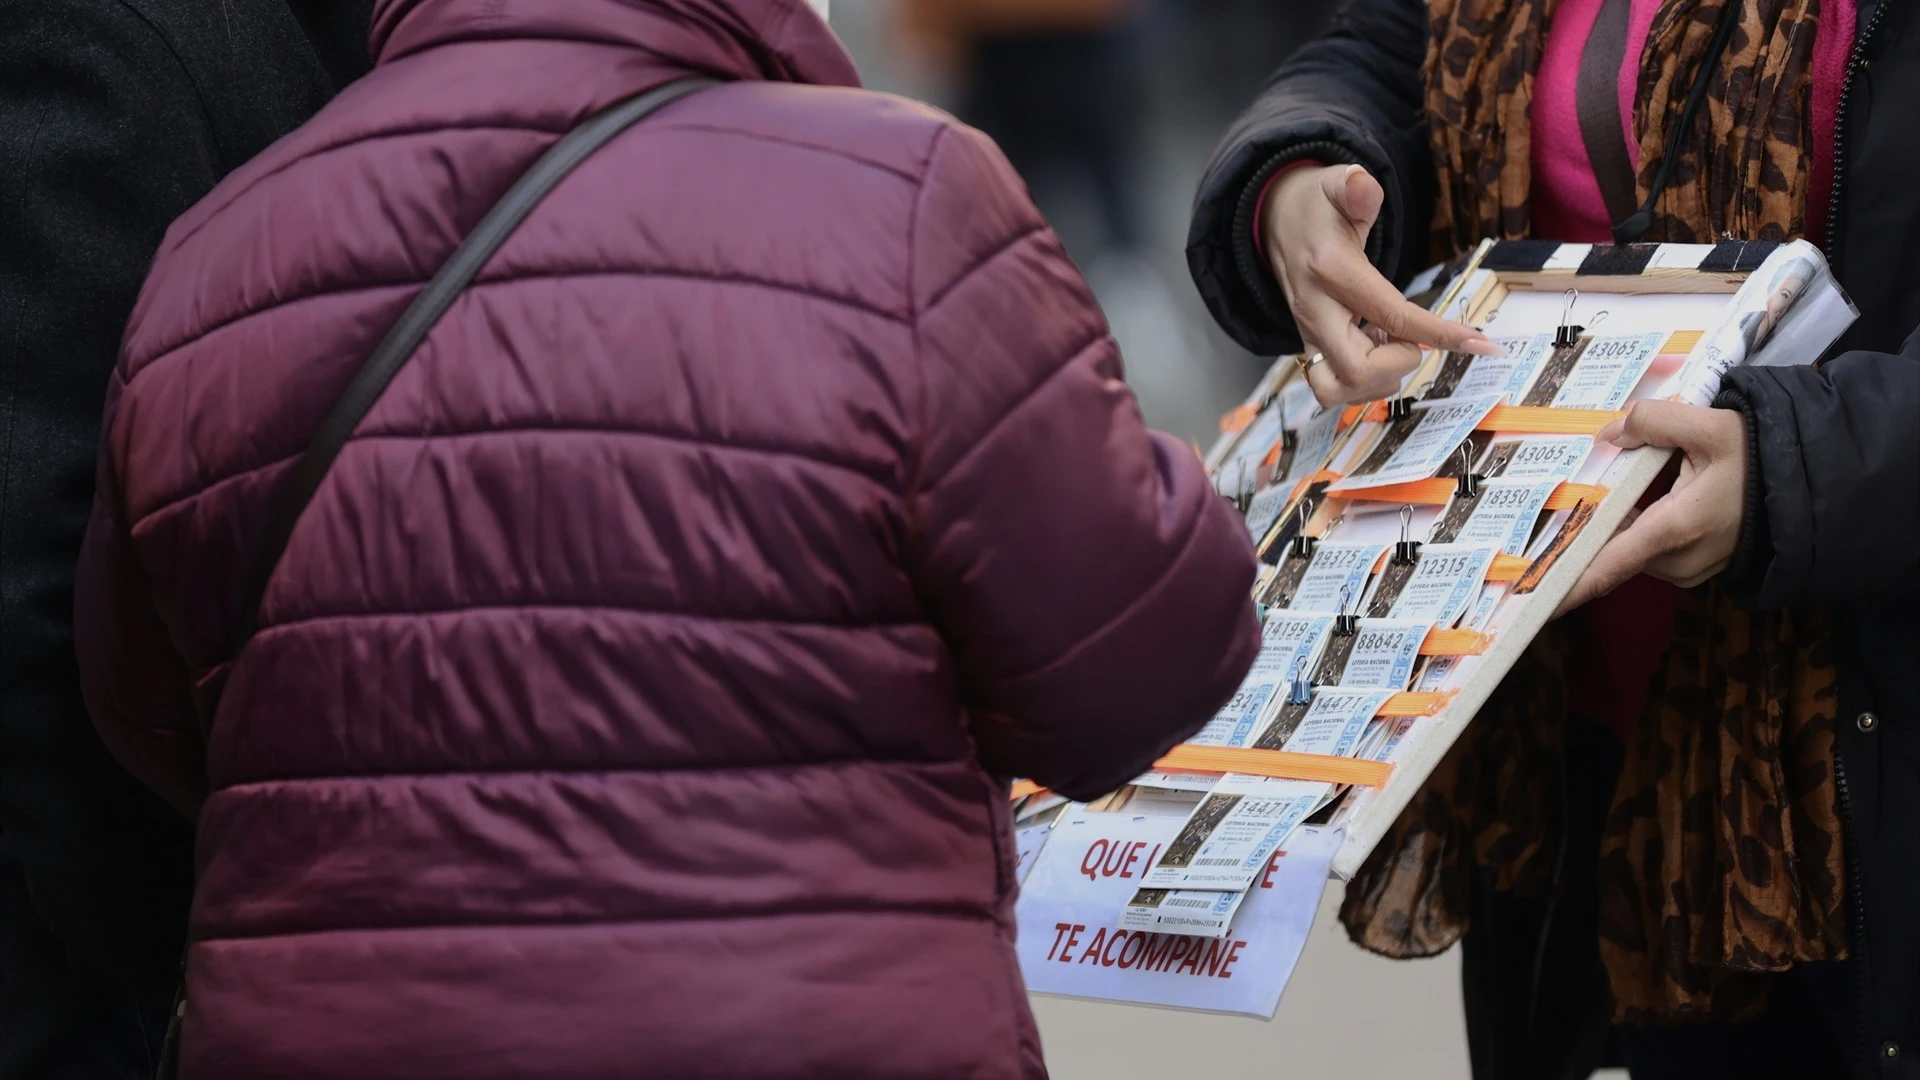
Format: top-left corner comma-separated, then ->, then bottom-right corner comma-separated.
1282,428 -> 1300,452
1287,655 -> 1314,705
1554,288 -> 1583,348
1289,501 -> 1319,559
1333,583 -> 1361,637
1454,443 -> 1484,499
1386,396 -> 1417,423
1230,460 -> 1255,514
1393,504 -> 1422,565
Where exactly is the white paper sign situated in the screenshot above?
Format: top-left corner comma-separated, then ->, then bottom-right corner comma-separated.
1550,332 -> 1663,410
1337,620 -> 1432,691
1330,393 -> 1503,492
1017,815 -> 1340,1017
1455,479 -> 1559,555
1453,334 -> 1552,401
1286,542 -> 1388,614
1282,687 -> 1396,756
1496,435 -> 1594,481
1387,544 -> 1496,625
1141,776 -> 1330,890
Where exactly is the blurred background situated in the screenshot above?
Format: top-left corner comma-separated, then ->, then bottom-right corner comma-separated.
831,0 -> 1339,444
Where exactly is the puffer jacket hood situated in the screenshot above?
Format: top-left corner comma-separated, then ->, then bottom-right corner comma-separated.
370,0 -> 859,86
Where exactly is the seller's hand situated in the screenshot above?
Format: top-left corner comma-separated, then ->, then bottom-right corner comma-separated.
1264,164 -> 1498,405
1557,402 -> 1748,615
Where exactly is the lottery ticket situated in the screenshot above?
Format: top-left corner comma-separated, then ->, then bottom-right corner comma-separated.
1329,393 -> 1504,491
1215,405 -> 1286,497
1336,620 -> 1432,691
1243,483 -> 1289,543
1453,479 -> 1559,555
1119,885 -> 1248,939
1549,332 -> 1663,410
1279,407 -> 1343,488
1185,613 -> 1336,748
1488,435 -> 1594,481
1141,775 -> 1331,890
1284,542 -> 1389,614
1450,334 -> 1553,401
1281,687 -> 1395,757
1250,612 -> 1337,681
1387,544 -> 1497,625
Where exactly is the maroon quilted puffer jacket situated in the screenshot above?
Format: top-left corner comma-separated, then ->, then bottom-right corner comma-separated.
73,1 -> 1259,1075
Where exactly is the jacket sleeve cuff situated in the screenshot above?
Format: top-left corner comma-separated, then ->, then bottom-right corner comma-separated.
1713,384 -> 1773,600
1189,111 -> 1407,358
1251,159 -> 1325,261
1224,144 -> 1374,355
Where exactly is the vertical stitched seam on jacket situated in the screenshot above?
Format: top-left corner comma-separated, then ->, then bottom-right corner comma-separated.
901,124 -> 949,537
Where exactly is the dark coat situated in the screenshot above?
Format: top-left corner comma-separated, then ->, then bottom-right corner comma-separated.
71,0 -> 1260,1074
1188,1 -> 1920,1076
0,2 -> 366,1075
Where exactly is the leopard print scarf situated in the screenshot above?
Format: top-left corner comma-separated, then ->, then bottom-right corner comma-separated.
1343,0 -> 1846,1025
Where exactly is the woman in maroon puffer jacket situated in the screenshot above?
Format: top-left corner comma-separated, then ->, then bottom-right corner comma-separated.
70,0 -> 1260,1076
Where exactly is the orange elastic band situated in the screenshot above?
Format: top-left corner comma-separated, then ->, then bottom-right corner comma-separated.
1220,403 -> 1260,435
1153,746 -> 1393,789
1336,478 -> 1603,508
1381,691 -> 1450,717
1420,628 -> 1491,656
1351,403 -> 1622,435
1487,553 -> 1531,582
1478,406 -> 1624,434
1287,469 -> 1344,505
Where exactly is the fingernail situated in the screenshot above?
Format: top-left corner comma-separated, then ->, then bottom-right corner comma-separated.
1462,336 -> 1504,357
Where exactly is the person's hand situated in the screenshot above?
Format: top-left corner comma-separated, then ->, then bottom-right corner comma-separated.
1263,164 -> 1499,405
1557,402 -> 1749,615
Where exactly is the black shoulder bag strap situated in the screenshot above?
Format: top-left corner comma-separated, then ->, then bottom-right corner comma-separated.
157,74 -> 716,1080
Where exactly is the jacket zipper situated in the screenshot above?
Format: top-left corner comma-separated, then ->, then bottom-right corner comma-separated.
1826,0 -> 1890,276
1835,751 -> 1875,1071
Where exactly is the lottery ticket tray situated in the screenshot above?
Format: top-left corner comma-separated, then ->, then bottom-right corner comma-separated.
1202,238 -> 1856,879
